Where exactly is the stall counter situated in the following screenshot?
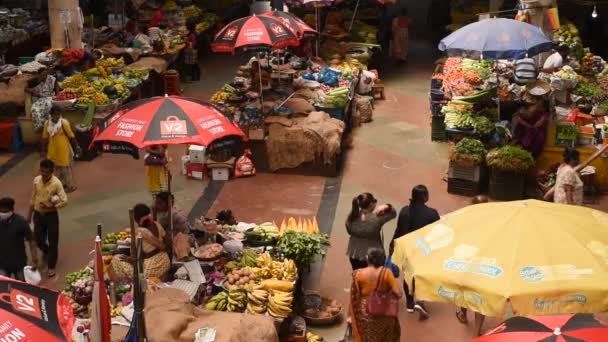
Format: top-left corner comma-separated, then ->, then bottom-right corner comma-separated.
538,119 -> 608,190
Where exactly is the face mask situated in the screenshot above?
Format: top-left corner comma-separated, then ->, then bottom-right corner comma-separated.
0,212 -> 13,221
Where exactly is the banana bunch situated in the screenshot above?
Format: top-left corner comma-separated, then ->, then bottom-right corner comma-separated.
111,306 -> 123,317
256,253 -> 273,268
223,261 -> 239,273
227,288 -> 247,312
205,292 -> 228,311
60,74 -> 87,89
246,286 -> 268,314
283,259 -> 297,282
239,249 -> 258,268
306,332 -> 323,342
267,290 -> 293,318
270,261 -> 284,280
210,91 -> 230,103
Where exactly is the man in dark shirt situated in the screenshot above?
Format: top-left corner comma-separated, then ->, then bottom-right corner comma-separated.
390,185 -> 439,320
0,197 -> 38,281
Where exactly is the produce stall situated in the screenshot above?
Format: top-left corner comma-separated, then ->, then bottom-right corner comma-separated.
432,19 -> 608,196
206,45 -> 376,176
63,215 -> 335,341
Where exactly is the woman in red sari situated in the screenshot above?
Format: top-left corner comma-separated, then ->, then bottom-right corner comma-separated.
513,96 -> 548,158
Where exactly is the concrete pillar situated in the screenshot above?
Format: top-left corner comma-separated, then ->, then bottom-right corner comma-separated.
48,0 -> 82,48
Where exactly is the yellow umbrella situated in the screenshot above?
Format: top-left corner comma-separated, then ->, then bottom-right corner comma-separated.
392,200 -> 608,318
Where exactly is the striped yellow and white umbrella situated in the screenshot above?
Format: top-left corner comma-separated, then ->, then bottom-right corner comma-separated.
392,200 -> 608,318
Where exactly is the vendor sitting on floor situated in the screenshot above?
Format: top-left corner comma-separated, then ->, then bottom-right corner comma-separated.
110,204 -> 171,281
512,94 -> 549,158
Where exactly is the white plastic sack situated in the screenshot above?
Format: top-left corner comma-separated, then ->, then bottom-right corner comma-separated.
23,266 -> 41,285
358,70 -> 377,95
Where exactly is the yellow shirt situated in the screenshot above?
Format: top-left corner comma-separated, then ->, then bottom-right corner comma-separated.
31,175 -> 68,213
43,120 -> 75,167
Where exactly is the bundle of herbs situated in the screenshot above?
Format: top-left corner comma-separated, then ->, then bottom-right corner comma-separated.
276,231 -> 330,269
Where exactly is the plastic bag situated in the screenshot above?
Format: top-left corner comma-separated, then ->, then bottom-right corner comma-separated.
23,266 -> 41,285
358,70 -> 377,94
317,67 -> 341,86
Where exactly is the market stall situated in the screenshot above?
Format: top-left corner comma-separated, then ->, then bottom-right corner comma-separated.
0,7 -> 49,65
432,17 -> 608,197
63,215 -> 334,341
206,10 -> 379,177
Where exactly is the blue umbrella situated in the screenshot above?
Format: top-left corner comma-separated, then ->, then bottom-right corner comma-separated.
439,18 -> 553,60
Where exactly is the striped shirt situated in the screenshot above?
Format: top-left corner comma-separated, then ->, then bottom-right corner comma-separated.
514,58 -> 537,84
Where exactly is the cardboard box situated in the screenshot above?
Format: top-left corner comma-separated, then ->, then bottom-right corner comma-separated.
211,167 -> 229,181
189,145 -> 207,164
186,162 -> 206,180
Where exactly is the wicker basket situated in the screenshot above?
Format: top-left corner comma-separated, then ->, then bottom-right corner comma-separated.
299,292 -> 343,326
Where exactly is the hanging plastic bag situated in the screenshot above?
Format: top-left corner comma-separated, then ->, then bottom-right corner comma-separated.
23,266 -> 41,285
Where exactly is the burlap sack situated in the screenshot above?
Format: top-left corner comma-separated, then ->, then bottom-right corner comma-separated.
127,57 -> 169,74
284,98 -> 315,114
145,288 -> 278,342
355,95 -> 373,123
173,233 -> 191,261
0,74 -> 34,107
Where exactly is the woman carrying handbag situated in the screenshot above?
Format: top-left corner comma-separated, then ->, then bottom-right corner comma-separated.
348,248 -> 402,342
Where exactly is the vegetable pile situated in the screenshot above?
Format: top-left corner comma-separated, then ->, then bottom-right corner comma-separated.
276,231 -> 330,267
451,138 -> 487,166
319,86 -> 349,108
487,146 -> 535,173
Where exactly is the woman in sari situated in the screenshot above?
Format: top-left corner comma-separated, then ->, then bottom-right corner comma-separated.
26,67 -> 57,132
110,204 -> 171,281
512,96 -> 548,158
350,248 -> 402,342
391,8 -> 411,62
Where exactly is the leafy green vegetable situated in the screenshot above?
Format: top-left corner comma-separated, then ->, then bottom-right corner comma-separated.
276,231 -> 330,268
573,80 -> 603,98
451,138 -> 487,166
487,146 -> 535,173
472,116 -> 494,135
556,124 -> 579,140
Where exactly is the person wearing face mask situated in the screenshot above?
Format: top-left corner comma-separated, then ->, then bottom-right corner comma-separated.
27,159 -> 68,278
0,197 -> 38,281
109,203 -> 171,281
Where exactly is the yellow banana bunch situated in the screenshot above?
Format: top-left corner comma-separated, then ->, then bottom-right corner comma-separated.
246,286 -> 268,314
283,259 -> 297,282
256,253 -> 273,268
267,290 -> 293,318
306,332 -> 323,342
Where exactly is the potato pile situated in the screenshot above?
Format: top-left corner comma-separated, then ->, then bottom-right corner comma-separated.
304,299 -> 342,320
224,268 -> 257,288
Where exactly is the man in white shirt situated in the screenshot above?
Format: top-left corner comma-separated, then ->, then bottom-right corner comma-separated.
543,45 -> 570,73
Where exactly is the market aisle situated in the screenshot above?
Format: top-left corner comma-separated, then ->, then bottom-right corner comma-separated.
311,42 -> 491,341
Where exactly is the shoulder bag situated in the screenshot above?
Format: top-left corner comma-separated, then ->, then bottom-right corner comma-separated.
366,267 -> 399,317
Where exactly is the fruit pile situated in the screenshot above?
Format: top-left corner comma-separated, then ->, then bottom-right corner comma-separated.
122,68 -> 149,80
60,73 -> 87,89
552,23 -> 582,46
53,91 -> 79,101
244,223 -> 280,244
223,268 -> 257,288
65,268 -> 93,291
246,286 -> 269,314
98,57 -> 125,69
267,289 -> 293,318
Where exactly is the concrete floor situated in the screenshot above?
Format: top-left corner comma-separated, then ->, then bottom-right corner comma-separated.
1,40 -> 607,341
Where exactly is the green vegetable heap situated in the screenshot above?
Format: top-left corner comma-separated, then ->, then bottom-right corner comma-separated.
487,146 -> 535,173
276,231 -> 330,268
451,138 -> 487,166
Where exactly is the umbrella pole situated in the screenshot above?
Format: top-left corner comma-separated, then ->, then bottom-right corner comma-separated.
259,61 -> 264,107
348,0 -> 360,33
315,7 -> 319,57
134,235 -> 147,342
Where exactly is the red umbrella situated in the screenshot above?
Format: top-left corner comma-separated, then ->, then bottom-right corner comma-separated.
0,276 -> 74,341
212,15 -> 300,54
93,96 -> 246,159
475,314 -> 608,342
260,11 -> 317,39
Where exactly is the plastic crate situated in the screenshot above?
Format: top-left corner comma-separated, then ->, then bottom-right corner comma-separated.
430,88 -> 445,101
447,178 -> 481,196
489,169 -> 525,201
163,71 -> 181,96
448,161 -> 482,182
